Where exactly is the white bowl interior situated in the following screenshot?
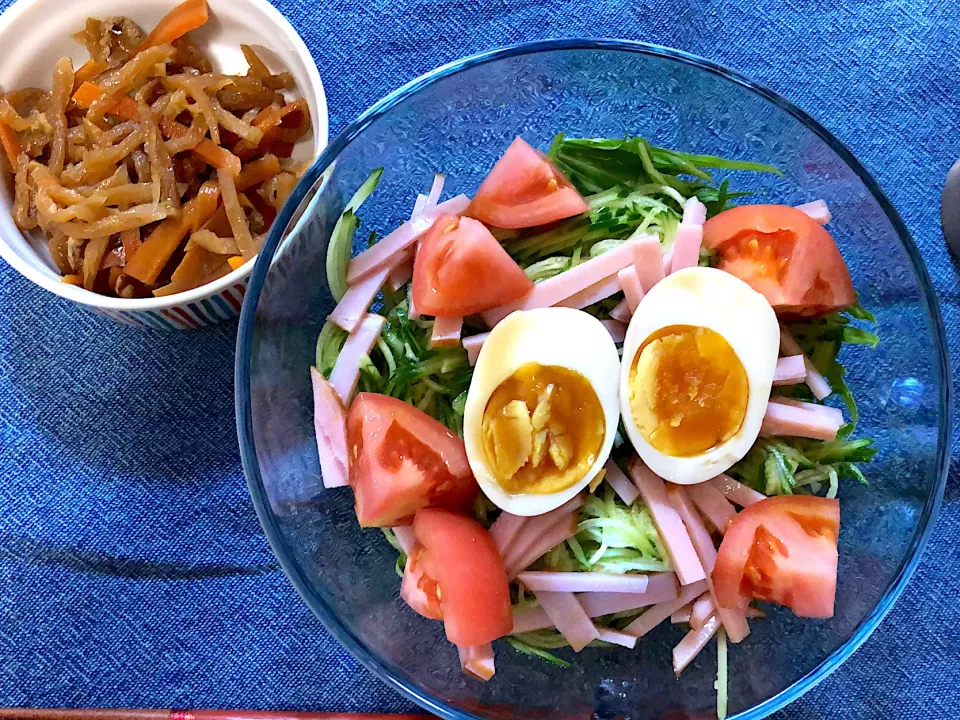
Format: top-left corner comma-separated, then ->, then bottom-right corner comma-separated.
0,0 -> 327,309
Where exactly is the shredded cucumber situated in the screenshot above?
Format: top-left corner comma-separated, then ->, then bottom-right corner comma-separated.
326,167 -> 384,301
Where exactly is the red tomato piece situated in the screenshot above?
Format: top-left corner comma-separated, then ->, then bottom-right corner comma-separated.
713,496 -> 840,619
346,393 -> 478,527
412,214 -> 533,316
702,205 -> 856,316
467,137 -> 590,229
412,509 -> 513,646
400,548 -> 443,620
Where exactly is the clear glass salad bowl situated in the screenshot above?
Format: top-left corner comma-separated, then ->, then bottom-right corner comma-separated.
235,40 -> 950,720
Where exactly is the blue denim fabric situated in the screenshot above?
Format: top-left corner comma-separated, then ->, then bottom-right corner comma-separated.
0,0 -> 958,717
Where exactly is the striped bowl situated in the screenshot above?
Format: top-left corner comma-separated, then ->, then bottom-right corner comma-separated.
0,0 -> 328,330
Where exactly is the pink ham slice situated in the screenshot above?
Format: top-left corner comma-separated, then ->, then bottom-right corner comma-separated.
609,299 -> 632,323
425,173 -> 445,209
632,235 -> 665,291
627,460 -> 706,585
709,474 -> 766,507
595,627 -> 638,649
329,314 -> 386,404
516,571 -> 650,594
534,591 -> 598,652
489,509 -> 527,556
773,355 -> 807,386
346,194 -> 470,284
779,324 -> 832,399
618,266 -> 645,312
685,481 -> 737,535
601,319 -> 627,344
661,246 -> 674,275
511,573 -> 681,633
669,197 -> 707,274
329,263 -> 394,333
310,367 -> 349,488
505,512 -> 579,580
690,592 -> 714,630
482,236 -> 656,326
463,332 -> 489,366
554,274 -> 621,310
762,398 -> 842,441
671,603 -> 692,624
666,485 -> 750,643
795,199 -> 831,225
392,526 -> 417,555
673,613 -> 720,674
430,316 -> 463,348
622,579 -> 708,638
385,252 -> 414,291
458,643 -> 495,681
604,460 -> 640,505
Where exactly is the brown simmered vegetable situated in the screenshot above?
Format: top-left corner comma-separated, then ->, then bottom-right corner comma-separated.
5,0 -> 313,298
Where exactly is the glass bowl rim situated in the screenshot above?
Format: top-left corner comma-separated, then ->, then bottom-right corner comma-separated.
235,37 -> 952,720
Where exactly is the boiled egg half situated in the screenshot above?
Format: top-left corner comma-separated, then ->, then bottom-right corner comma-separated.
620,267 -> 779,484
463,307 -> 620,516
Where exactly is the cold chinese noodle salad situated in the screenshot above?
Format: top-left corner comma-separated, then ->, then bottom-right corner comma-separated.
310,133 -> 878,717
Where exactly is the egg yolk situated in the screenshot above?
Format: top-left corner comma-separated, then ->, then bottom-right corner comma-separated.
481,364 -> 605,494
629,325 -> 748,457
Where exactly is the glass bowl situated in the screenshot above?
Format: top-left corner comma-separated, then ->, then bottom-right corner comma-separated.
235,40 -> 951,720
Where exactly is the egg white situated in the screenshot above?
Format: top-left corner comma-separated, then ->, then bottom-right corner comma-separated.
463,307 -> 621,516
619,267 -> 779,484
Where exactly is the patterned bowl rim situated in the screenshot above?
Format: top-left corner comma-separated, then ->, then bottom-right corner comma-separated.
0,0 -> 328,312
236,38 -> 952,720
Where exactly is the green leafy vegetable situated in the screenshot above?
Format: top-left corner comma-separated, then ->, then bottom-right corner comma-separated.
503,637 -> 570,668
326,167 -> 383,301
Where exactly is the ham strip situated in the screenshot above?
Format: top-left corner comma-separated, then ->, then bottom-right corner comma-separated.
762,399 -> 842,441
685,482 -> 737,535
517,571 -> 650,594
779,324 -> 832,399
458,643 -> 495,681
623,579 -> 708,638
661,246 -> 674,275
425,173 -> 445,209
346,195 -> 470,284
632,235 -> 665,291
628,460 -> 706,585
773,355 -> 807,386
666,485 -> 750,643
673,613 -> 720,674
505,512 -> 579,580
482,236 -> 656,325
618,266 -> 645,312
385,251 -> 414,291
534,591 -> 598,652
796,199 -> 831,225
555,274 -> 622,310
609,298 -> 632,323
329,263 -> 395,333
670,198 -> 707,274
671,603 -> 692,624
604,460 -> 640,505
709,474 -> 766,507
310,367 -> 349,488
489,510 -> 527,555
392,526 -> 417,555
329,314 -> 386,404
601,319 -> 627,344
595,627 -> 638,649
690,592 -> 714,630
510,574 -> 680,634
463,332 -> 489,366
430,316 -> 463,348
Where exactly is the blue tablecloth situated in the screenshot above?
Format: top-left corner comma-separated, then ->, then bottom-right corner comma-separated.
1,0 -> 958,717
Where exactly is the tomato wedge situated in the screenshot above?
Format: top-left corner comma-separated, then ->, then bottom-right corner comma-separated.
411,509 -> 513,646
467,137 -> 590,229
412,214 -> 533,316
400,549 -> 443,620
713,496 -> 840,619
702,205 -> 856,315
346,393 -> 478,527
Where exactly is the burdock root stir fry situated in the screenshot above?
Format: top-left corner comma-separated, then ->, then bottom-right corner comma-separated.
0,0 -> 312,298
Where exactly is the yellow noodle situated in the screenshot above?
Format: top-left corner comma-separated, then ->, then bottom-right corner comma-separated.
82,235 -> 110,289
217,167 -> 256,258
62,126 -> 145,185
188,229 -> 239,255
54,202 -> 173,239
209,95 -> 263,144
13,154 -> 37,230
86,44 -> 176,123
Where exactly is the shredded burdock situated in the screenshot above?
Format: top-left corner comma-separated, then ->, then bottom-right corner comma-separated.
0,0 -> 312,298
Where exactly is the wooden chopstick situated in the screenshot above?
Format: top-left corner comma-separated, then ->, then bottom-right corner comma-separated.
0,711 -> 432,720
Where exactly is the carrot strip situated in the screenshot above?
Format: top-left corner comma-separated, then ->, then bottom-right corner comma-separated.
72,82 -> 103,107
134,0 -> 209,54
227,256 -> 246,271
0,120 -> 22,167
75,59 -> 109,83
124,181 -> 221,285
120,228 -> 142,260
236,154 -> 281,192
72,82 -> 138,121
61,273 -> 83,286
159,117 -> 241,175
